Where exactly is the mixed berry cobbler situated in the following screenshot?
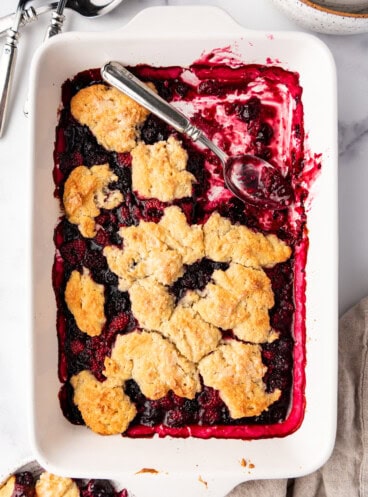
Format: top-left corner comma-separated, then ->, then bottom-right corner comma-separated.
0,471 -> 128,497
53,54 -> 316,439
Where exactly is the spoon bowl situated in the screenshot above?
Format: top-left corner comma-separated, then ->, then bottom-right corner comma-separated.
224,155 -> 294,209
0,0 -> 124,37
66,0 -> 123,18
101,61 -> 294,210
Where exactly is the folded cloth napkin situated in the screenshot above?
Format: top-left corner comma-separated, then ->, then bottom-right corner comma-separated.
227,296 -> 368,497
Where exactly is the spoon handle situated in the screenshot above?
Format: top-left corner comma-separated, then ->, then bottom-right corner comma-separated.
0,28 -> 19,137
101,61 -> 202,141
44,0 -> 67,39
0,4 -> 56,38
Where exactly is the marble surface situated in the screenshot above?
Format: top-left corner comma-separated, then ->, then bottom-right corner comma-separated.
0,0 -> 366,490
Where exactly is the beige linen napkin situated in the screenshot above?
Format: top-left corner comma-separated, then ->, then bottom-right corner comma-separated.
227,296 -> 368,497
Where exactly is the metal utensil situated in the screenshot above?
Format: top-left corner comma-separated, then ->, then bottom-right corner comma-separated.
23,0 -> 68,118
0,0 -> 28,137
44,0 -> 67,39
0,0 -> 124,37
101,61 -> 294,209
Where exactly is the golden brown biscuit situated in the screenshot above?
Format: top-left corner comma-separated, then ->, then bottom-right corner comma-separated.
203,211 -> 292,268
71,370 -> 136,435
104,206 -> 204,291
198,340 -> 281,418
159,293 -> 221,362
104,330 -> 200,400
65,268 -> 106,337
131,137 -> 195,201
0,476 -> 15,497
63,164 -> 123,238
70,84 -> 152,153
193,263 -> 278,343
128,278 -> 175,331
35,472 -> 79,497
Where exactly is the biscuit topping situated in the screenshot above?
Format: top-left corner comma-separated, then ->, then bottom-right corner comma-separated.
128,278 -> 175,331
204,211 -> 291,268
103,206 -> 204,291
193,263 -> 278,343
71,370 -> 137,435
198,340 -> 281,418
70,84 -> 152,153
131,136 -> 196,201
159,294 -> 221,362
35,472 -> 80,497
104,330 -> 201,399
65,269 -> 106,337
0,476 -> 15,497
63,164 -> 123,238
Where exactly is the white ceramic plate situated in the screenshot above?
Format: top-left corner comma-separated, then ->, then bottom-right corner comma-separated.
28,6 -> 338,497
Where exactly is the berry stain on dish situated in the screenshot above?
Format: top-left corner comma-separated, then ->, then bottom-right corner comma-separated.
52,48 -> 321,440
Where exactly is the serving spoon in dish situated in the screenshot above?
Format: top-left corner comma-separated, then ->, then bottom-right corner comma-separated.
0,0 -> 124,37
101,61 -> 293,210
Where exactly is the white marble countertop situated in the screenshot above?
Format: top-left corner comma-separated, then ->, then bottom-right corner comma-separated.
0,0 -> 367,490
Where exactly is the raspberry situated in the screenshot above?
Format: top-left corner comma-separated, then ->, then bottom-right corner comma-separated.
140,198 -> 165,222
107,313 -> 129,337
59,239 -> 87,265
200,408 -> 222,426
94,229 -> 111,248
83,250 -> 107,272
165,409 -> 186,427
198,387 -> 222,409
70,340 -> 85,355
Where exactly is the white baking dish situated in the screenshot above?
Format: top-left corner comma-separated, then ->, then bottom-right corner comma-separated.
28,6 -> 338,497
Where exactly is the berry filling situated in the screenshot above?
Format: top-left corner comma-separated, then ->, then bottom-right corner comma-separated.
52,55 -> 319,440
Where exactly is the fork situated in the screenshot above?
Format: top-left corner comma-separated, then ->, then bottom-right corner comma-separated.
0,0 -> 28,137
44,0 -> 68,39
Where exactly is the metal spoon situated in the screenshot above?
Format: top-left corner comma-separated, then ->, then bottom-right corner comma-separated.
0,0 -> 29,137
101,61 -> 294,210
0,0 -> 124,37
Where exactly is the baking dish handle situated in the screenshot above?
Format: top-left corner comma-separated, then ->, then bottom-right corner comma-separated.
120,5 -> 248,37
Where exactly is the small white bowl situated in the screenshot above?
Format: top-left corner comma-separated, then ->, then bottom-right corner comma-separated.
270,0 -> 368,34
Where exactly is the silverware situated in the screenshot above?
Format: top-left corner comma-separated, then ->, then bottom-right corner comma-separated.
0,0 -> 28,137
0,0 -> 124,37
23,0 -> 68,118
44,0 -> 68,39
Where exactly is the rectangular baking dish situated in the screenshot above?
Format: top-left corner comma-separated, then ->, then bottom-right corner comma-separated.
28,6 -> 338,497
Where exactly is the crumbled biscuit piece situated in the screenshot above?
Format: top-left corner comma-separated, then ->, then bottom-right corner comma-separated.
0,476 -> 15,497
198,340 -> 281,418
104,206 -> 204,291
159,293 -> 221,362
63,164 -> 123,238
65,269 -> 106,337
128,277 -> 175,330
70,84 -> 153,153
193,263 -> 278,343
158,206 -> 204,264
35,472 -> 80,497
131,136 -> 195,201
104,330 -> 200,399
71,370 -> 136,435
203,211 -> 291,268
